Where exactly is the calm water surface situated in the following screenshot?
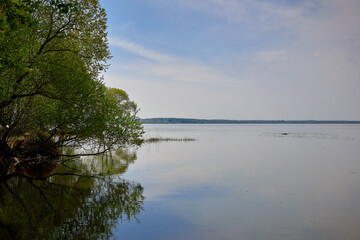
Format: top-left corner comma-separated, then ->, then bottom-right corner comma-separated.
118,124 -> 360,240
1,124 -> 360,239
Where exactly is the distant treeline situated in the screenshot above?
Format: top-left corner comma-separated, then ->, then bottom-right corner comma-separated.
141,118 -> 360,124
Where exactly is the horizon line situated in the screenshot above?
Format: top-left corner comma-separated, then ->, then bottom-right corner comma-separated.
141,118 -> 360,124
141,117 -> 360,122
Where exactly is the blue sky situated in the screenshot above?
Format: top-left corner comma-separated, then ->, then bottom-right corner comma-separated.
99,0 -> 360,120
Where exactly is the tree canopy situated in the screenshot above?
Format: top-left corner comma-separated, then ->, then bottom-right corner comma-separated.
0,0 -> 143,178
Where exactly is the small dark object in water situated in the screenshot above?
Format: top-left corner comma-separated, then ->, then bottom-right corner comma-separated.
281,132 -> 288,136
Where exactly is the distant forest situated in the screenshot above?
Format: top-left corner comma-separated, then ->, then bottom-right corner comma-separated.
142,118 -> 360,124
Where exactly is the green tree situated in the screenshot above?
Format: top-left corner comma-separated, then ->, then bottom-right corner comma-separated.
0,0 -> 143,179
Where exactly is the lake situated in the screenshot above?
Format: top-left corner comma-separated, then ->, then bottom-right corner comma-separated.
1,124 -> 360,239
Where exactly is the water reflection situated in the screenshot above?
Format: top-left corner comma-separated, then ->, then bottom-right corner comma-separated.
0,148 -> 144,240
118,124 -> 360,240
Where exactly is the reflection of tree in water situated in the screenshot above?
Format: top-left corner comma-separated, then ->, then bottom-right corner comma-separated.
0,148 -> 144,240
63,147 -> 138,176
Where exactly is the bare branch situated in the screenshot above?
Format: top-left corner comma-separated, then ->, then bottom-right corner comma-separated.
57,147 -> 112,158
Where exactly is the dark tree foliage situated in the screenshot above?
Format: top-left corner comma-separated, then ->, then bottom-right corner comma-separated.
0,0 -> 144,179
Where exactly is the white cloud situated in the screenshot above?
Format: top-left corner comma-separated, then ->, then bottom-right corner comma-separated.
129,61 -> 227,84
171,0 -> 307,28
109,38 -> 176,62
110,37 -> 229,84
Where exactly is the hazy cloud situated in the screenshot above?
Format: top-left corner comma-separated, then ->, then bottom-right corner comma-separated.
109,38 -> 176,62
110,38 -> 228,84
257,51 -> 287,63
